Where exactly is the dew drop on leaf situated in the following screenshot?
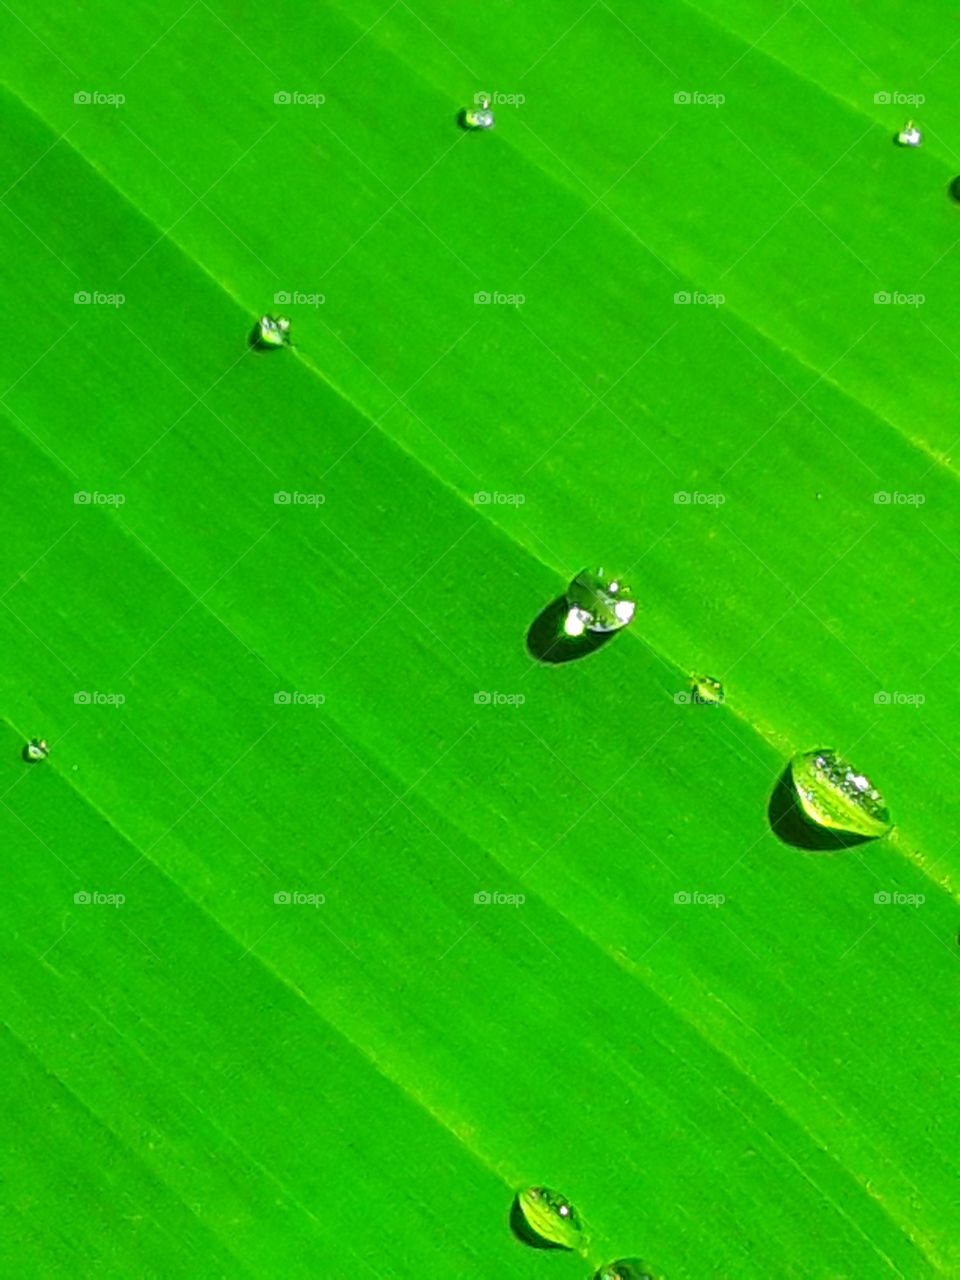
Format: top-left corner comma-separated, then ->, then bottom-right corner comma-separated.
790,749 -> 891,839
564,568 -> 636,636
515,1185 -> 586,1251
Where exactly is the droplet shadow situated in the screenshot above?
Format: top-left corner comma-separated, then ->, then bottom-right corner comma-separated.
526,597 -> 617,665
768,765 -> 874,852
508,1195 -> 569,1251
950,175 -> 960,203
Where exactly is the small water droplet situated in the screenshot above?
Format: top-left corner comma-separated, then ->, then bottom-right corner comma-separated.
564,568 -> 636,635
463,97 -> 495,129
22,738 -> 49,763
255,315 -> 291,348
594,1261 -> 655,1280
515,1186 -> 586,1251
896,120 -> 923,147
691,674 -> 724,705
790,749 -> 891,839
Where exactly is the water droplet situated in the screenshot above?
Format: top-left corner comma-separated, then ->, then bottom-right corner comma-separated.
463,97 -> 495,129
790,749 -> 891,839
692,674 -> 724,705
564,568 -> 636,636
255,315 -> 291,348
896,120 -> 922,147
23,738 -> 49,762
594,1261 -> 655,1280
514,1186 -> 586,1251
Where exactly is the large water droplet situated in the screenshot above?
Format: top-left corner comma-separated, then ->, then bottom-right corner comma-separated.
790,749 -> 891,839
594,1261 -> 655,1280
513,1185 -> 586,1251
22,738 -> 49,762
564,568 -> 635,636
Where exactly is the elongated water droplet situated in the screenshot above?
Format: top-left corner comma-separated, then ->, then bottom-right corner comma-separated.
515,1186 -> 586,1251
790,749 -> 891,839
564,568 -> 635,636
594,1261 -> 655,1280
23,738 -> 49,762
